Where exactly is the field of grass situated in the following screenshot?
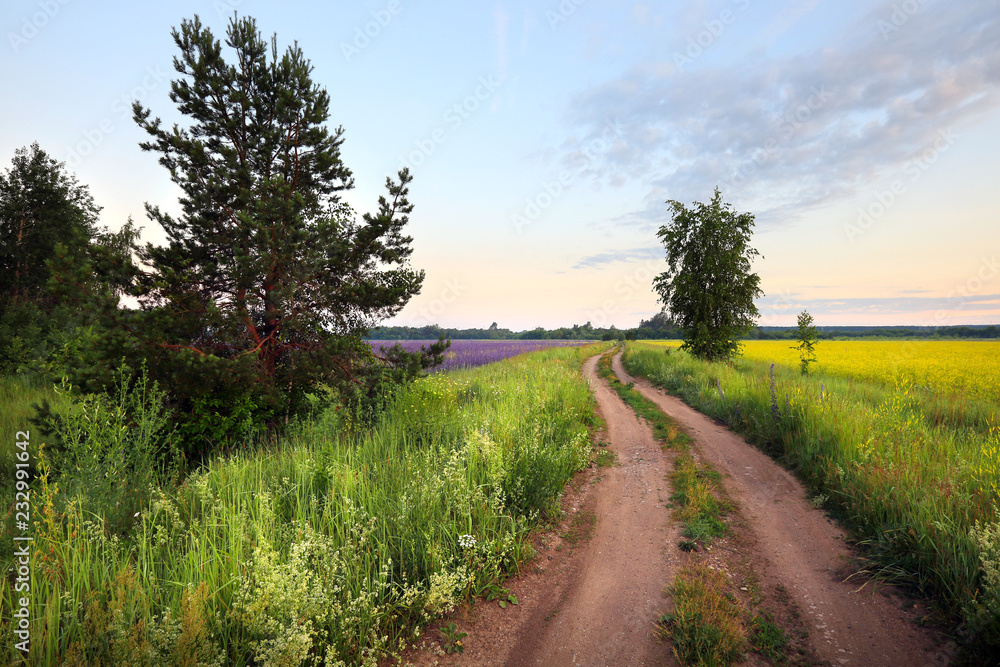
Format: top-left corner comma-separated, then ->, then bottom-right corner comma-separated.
624,341 -> 1000,654
644,339 -> 1000,403
0,343 -> 606,666
0,375 -> 65,477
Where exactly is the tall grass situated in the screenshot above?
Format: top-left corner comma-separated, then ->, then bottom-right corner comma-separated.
1,344 -> 604,666
623,342 -> 1000,655
0,376 -> 68,588
659,566 -> 747,666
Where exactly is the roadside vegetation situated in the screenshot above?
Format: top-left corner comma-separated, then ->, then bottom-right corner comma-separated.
624,341 -> 1000,658
0,343 -> 604,665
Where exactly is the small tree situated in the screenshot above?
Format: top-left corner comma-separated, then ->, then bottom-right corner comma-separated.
792,310 -> 818,375
653,188 -> 762,361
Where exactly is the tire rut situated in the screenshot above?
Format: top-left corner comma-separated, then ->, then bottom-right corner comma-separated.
612,350 -> 952,667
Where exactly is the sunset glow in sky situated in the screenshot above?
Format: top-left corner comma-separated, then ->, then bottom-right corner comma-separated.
3,0 -> 998,329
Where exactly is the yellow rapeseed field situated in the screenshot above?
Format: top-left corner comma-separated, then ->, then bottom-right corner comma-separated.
645,339 -> 1000,402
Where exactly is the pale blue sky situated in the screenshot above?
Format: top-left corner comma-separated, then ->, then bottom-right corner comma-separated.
3,0 -> 998,329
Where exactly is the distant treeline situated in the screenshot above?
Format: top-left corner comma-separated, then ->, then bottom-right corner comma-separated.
370,313 -> 682,341
369,322 -> 681,341
371,319 -> 999,341
750,324 -> 1000,340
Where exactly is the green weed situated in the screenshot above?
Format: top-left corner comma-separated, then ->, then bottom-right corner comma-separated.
439,622 -> 467,654
659,566 -> 747,666
750,612 -> 789,661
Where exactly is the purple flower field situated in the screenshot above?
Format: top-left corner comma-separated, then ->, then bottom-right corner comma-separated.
368,339 -> 591,372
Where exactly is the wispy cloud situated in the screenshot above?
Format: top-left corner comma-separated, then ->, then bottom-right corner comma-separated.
558,1 -> 1000,230
574,246 -> 663,269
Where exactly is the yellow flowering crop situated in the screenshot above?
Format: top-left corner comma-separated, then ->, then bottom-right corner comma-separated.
644,339 -> 1000,402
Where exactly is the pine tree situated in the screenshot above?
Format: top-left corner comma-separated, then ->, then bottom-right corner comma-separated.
0,143 -> 101,303
57,14 -> 427,451
0,143 -> 111,373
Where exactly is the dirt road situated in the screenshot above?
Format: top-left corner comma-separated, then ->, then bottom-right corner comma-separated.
511,353 -> 682,666
403,353 -> 682,666
612,351 -> 951,667
401,351 -> 950,666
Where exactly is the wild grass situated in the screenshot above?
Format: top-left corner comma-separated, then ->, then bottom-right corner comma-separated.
0,374 -> 64,484
0,343 -> 605,666
658,566 -> 747,666
625,341 -> 1000,656
0,375 -> 67,592
671,455 -> 728,544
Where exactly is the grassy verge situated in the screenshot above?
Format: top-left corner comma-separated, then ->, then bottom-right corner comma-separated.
596,346 -> 797,665
0,344 -> 605,666
624,341 -> 1000,658
671,454 -> 727,548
